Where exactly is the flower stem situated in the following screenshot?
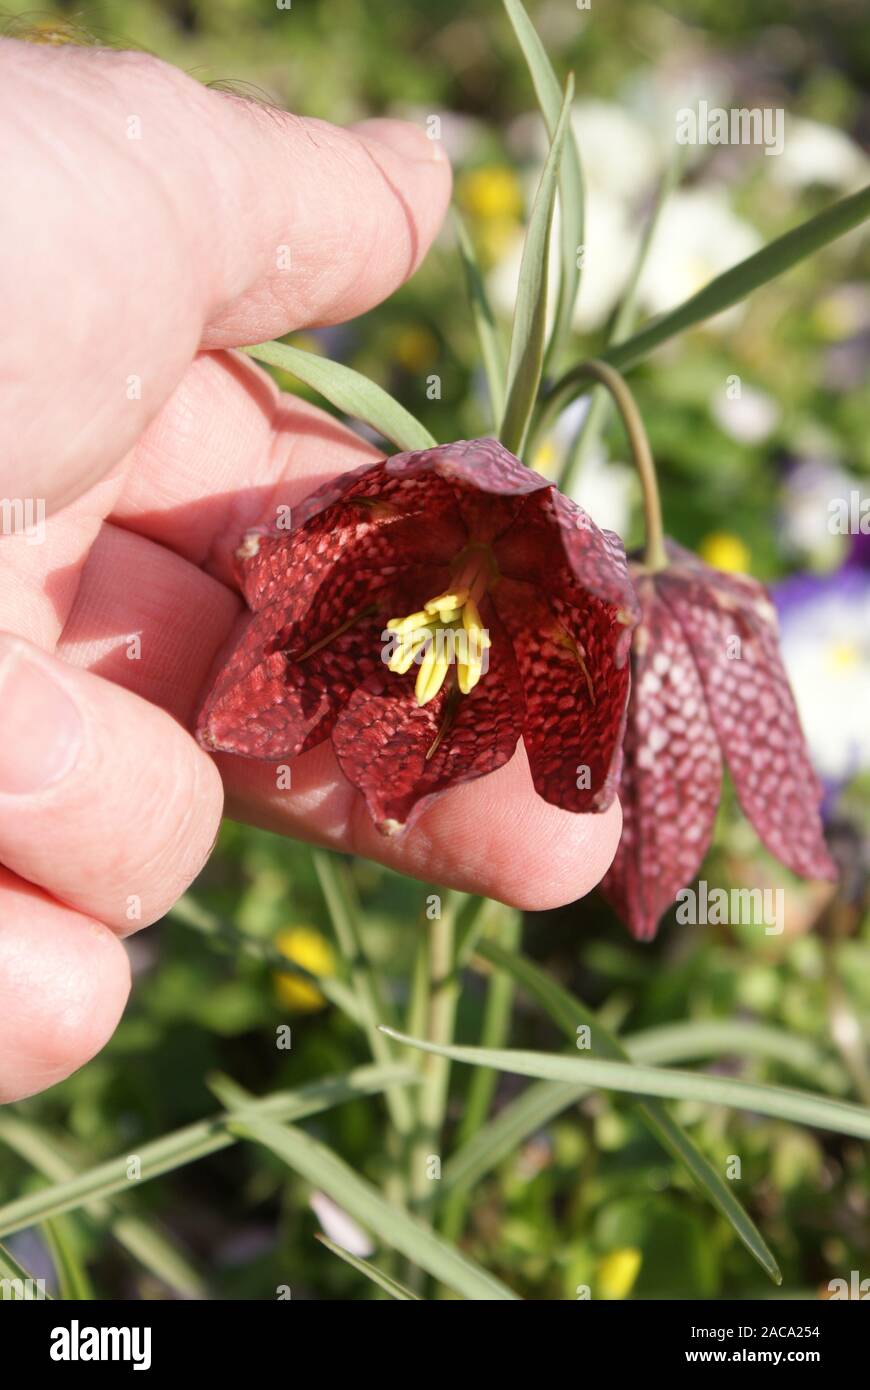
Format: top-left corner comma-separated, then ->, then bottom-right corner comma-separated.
409,894 -> 460,1221
574,359 -> 667,571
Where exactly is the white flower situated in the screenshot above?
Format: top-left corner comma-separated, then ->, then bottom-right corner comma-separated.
636,188 -> 761,324
309,1192 -> 373,1258
772,116 -> 870,192
711,384 -> 780,444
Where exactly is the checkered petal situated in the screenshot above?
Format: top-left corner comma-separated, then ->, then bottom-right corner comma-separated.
600,578 -> 723,940
660,558 -> 836,881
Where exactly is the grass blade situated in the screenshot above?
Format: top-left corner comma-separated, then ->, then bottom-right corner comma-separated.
42,1218 -> 93,1301
545,183 -> 870,415
312,852 -> 415,1139
454,209 -> 507,424
499,75 -> 574,456
382,1029 -> 870,1141
629,1020 -> 848,1093
243,340 -> 436,451
503,0 -> 585,366
0,1239 -> 51,1299
315,1234 -> 422,1300
229,1115 -> 519,1300
443,1078 -> 583,1202
0,1112 -> 204,1297
470,942 -> 781,1283
441,909 -> 521,1241
0,1064 -> 417,1238
442,1018 -> 848,1217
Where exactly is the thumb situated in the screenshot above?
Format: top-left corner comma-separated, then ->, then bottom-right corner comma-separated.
0,40 -> 451,514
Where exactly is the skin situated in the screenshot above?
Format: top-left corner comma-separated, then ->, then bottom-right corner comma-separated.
0,39 -> 622,1102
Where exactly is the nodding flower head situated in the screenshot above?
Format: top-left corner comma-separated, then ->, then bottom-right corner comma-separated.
600,541 -> 837,941
196,438 -> 639,834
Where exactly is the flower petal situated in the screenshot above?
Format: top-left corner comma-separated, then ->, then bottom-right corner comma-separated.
195,603 -> 386,761
494,487 -> 640,630
659,566 -> 837,881
331,604 -> 524,831
198,564 -> 450,760
600,580 -> 723,941
493,578 -> 629,813
234,463 -> 465,613
384,438 -> 551,542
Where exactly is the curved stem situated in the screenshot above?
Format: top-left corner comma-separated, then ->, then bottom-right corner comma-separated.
572,359 -> 667,572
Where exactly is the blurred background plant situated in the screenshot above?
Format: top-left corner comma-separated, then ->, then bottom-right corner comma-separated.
0,0 -> 868,1300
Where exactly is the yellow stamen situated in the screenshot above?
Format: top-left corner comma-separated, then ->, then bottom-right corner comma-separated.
385,547 -> 497,704
415,642 -> 451,706
388,634 -> 429,674
462,596 -> 492,650
387,610 -> 429,634
424,589 -> 470,616
457,651 -> 484,695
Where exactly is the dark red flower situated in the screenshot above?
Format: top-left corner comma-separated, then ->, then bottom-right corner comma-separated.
196,438 -> 639,833
600,540 -> 837,941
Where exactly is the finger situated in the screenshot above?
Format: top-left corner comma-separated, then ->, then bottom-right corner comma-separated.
113,351 -> 380,585
0,868 -> 130,1103
0,634 -> 223,931
0,41 -> 450,513
220,741 -> 624,912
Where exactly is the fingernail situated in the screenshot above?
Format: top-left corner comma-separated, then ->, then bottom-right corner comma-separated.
0,649 -> 83,794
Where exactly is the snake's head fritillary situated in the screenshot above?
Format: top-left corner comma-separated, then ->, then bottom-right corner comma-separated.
196,439 -> 639,833
601,541 -> 837,941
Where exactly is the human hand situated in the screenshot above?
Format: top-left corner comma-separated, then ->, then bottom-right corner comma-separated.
0,39 -> 622,1101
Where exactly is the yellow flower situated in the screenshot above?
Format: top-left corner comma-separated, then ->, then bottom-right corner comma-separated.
273,927 -> 336,1013
699,530 -> 751,574
458,165 -> 524,221
531,440 -> 559,479
597,1247 -> 642,1300
391,326 -> 439,373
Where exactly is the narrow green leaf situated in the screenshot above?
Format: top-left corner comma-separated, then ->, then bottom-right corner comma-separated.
42,1218 -> 93,1301
442,1019 -> 848,1217
0,1112 -> 204,1297
545,183 -> 870,415
503,0 -> 585,365
229,1115 -> 519,1300
312,852 -> 415,1138
315,1235 -> 422,1300
629,1020 -> 848,1093
382,1029 -> 870,1141
441,911 -> 521,1242
0,1064 -> 418,1238
470,942 -> 780,1283
454,209 -> 506,424
499,75 -> 574,457
242,340 -> 436,451
443,1078 -> 582,1201
0,1239 -> 51,1299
